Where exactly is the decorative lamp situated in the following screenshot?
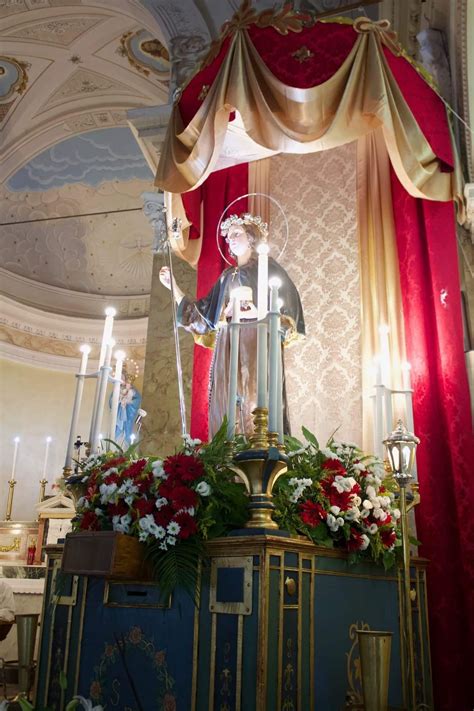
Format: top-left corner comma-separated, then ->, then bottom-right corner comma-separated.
383,419 -> 420,711
383,420 -> 419,486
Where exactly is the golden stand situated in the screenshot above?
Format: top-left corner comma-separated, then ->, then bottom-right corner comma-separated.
38,479 -> 48,504
230,408 -> 287,529
5,479 -> 16,521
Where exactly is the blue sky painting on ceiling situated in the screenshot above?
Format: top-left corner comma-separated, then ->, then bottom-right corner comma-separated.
7,127 -> 153,191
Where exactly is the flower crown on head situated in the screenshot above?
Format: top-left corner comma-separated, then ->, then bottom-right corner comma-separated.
220,212 -> 269,240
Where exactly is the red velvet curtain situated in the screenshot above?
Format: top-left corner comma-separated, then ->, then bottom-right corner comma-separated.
182,164 -> 248,441
390,172 -> 474,711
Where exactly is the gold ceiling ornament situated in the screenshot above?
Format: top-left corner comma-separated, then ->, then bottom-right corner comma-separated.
291,45 -> 314,63
201,0 -> 313,71
119,31 -> 170,79
0,55 -> 29,100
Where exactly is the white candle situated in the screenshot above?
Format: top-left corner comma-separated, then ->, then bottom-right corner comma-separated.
384,386 -> 393,436
90,340 -> 114,453
256,242 -> 269,408
108,350 -> 125,449
378,324 -> 391,387
401,361 -> 417,479
99,307 -> 116,368
65,344 -> 91,469
374,357 -> 384,459
268,278 -> 281,434
227,293 -> 241,440
10,437 -> 20,481
277,330 -> 284,444
42,436 -> 52,479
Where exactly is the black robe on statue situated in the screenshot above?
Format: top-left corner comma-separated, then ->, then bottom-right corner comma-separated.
177,257 -> 305,438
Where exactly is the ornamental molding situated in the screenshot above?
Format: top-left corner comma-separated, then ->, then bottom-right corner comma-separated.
0,268 -> 150,320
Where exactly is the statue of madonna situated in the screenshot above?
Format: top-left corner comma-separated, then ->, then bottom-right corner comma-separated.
159,213 -> 305,438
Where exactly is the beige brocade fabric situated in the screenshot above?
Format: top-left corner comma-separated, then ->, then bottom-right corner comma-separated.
156,25 -> 463,216
270,145 -> 363,446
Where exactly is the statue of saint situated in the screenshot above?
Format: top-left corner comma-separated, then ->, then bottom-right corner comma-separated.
159,212 -> 305,438
112,373 -> 142,447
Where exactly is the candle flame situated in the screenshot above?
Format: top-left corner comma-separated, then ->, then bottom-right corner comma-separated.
257,242 -> 270,255
269,276 -> 281,289
114,350 -> 126,361
105,307 -> 117,317
46,436 -> 52,443
13,436 -> 20,443
80,344 -> 91,354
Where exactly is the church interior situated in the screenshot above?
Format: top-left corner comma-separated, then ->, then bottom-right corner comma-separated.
0,0 -> 473,709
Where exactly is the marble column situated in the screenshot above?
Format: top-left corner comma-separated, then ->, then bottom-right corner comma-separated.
139,192 -> 196,454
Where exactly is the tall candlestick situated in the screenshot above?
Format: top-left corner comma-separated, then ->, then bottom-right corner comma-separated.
90,340 -> 114,454
256,242 -> 269,408
374,357 -> 384,459
99,307 -> 116,368
108,350 -> 125,449
378,324 -> 391,387
227,293 -> 241,440
42,436 -> 52,479
10,436 -> 20,481
268,278 -> 281,434
401,361 -> 417,479
276,330 -> 284,444
65,344 -> 91,471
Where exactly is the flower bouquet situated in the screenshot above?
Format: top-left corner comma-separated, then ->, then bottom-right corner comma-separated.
272,428 -> 403,569
68,425 -> 248,599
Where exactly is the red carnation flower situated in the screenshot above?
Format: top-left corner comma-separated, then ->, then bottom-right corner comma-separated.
168,486 -> 197,512
174,511 -> 197,539
104,472 -> 120,486
137,472 -> 154,494
135,498 -> 156,518
122,459 -> 147,479
347,527 -> 363,552
380,528 -> 396,548
322,459 -> 347,475
163,454 -> 204,483
100,456 -> 126,471
154,506 -> 174,527
299,501 -> 326,528
328,488 -> 352,512
108,501 -> 128,517
80,511 -> 100,530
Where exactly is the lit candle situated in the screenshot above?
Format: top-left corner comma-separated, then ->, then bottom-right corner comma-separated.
42,436 -> 52,479
268,278 -> 281,434
10,436 -> 20,481
256,242 -> 269,408
276,331 -> 284,444
65,344 -> 91,470
108,350 -> 125,449
227,292 -> 241,440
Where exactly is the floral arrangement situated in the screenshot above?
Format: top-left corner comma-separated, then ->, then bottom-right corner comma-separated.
272,428 -> 402,569
68,425 -> 248,597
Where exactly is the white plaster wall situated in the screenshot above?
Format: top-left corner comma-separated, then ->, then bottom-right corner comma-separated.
0,359 -> 97,521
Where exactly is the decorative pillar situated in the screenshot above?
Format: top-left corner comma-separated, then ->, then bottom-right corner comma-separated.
138,192 -> 196,454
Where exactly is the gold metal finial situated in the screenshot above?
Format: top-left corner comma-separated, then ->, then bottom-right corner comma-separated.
5,479 -> 16,521
249,407 -> 270,449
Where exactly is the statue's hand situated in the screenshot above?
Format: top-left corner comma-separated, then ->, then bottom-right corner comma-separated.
159,266 -> 172,290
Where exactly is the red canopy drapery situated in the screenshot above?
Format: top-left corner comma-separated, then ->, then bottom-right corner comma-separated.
167,16 -> 473,711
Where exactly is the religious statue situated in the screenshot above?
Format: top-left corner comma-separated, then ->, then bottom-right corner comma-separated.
112,374 -> 141,447
159,212 -> 305,438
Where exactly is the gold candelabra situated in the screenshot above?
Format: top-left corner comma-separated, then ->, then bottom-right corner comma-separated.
5,479 -> 16,521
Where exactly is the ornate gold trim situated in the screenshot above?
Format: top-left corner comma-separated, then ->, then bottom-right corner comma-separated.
346,621 -> 370,703
209,556 -> 253,615
0,55 -> 29,100
0,537 -> 20,553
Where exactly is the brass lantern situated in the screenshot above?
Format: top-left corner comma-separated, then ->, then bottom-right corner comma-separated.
383,420 -> 419,485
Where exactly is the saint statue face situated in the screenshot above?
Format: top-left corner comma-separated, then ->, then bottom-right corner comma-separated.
226,224 -> 251,257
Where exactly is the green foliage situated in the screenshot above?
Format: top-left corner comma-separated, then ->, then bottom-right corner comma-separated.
145,536 -> 206,605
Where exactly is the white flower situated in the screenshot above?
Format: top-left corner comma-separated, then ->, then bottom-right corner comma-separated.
336,517 -> 344,527
353,462 -> 366,472
118,479 -> 139,497
159,541 -> 168,551
321,447 -> 341,460
392,508 -> 401,520
182,434 -> 202,450
155,497 -> 168,509
151,460 -> 167,480
366,485 -> 377,500
125,495 -> 135,506
99,482 -> 117,504
362,499 -> 373,510
70,696 -> 104,711
196,481 -> 212,497
360,534 -> 370,551
139,514 -> 154,532
345,507 -> 361,521
351,495 -> 361,507
166,536 -> 177,546
149,523 -> 166,539
330,506 -> 341,515
360,509 -> 371,519
366,523 -> 378,535
139,531 -> 149,542
167,521 -> 181,536
326,513 -> 342,532
94,508 -> 104,517
112,514 -> 131,534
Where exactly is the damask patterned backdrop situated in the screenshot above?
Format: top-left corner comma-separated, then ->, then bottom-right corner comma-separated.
271,143 -> 363,445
